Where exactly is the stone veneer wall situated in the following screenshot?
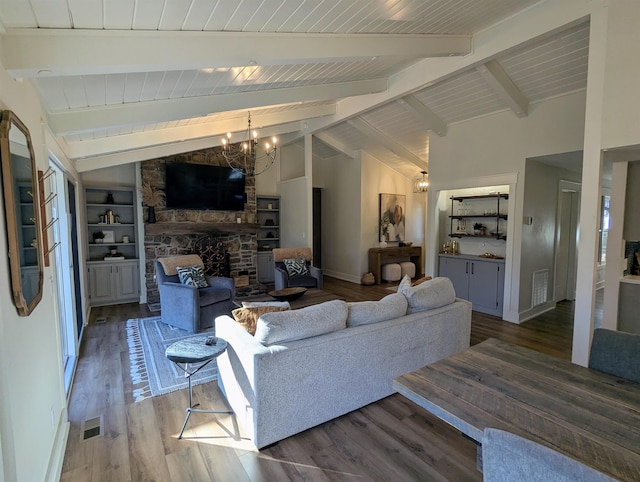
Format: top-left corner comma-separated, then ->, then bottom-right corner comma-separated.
142,147 -> 263,306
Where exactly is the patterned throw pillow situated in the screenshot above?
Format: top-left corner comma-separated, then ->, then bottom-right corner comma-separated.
232,305 -> 290,335
176,265 -> 209,288
283,257 -> 310,277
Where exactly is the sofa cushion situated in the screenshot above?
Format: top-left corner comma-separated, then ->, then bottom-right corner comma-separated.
198,286 -> 232,306
176,264 -> 208,288
397,275 -> 456,314
254,300 -> 348,345
232,305 -> 290,335
346,293 -> 408,327
283,257 -> 310,277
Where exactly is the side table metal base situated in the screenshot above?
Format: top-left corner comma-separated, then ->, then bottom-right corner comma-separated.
174,359 -> 233,439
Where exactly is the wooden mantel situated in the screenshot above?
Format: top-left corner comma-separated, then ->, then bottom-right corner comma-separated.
145,222 -> 260,236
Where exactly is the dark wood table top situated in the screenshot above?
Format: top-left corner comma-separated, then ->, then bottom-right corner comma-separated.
393,338 -> 640,481
235,288 -> 345,310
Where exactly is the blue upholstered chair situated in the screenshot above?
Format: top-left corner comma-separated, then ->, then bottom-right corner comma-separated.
482,428 -> 615,481
273,247 -> 323,291
156,254 -> 235,333
589,328 -> 640,383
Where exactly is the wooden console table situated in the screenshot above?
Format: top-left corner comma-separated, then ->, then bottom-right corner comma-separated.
368,246 -> 422,284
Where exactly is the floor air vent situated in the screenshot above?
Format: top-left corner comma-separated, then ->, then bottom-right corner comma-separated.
81,415 -> 102,442
95,316 -> 106,324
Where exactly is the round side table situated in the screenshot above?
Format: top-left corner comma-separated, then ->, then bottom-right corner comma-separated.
165,335 -> 232,439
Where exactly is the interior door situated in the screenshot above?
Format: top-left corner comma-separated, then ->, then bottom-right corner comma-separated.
555,186 -> 580,301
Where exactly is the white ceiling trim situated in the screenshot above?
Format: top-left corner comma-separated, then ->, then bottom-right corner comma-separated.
47,79 -> 385,135
313,131 -> 356,159
301,0 -> 592,136
74,121 -> 302,172
399,94 -> 447,137
347,117 -> 427,170
66,106 -> 334,159
2,29 -> 471,77
476,60 -> 528,117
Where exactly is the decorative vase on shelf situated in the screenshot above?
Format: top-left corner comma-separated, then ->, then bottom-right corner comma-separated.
147,206 -> 156,223
379,240 -> 387,248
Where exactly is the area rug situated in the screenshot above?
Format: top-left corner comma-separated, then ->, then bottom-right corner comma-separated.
126,317 -> 217,402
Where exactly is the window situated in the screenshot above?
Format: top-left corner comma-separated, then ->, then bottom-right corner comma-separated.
598,195 -> 610,265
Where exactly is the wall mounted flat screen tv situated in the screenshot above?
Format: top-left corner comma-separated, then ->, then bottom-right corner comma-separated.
165,162 -> 246,211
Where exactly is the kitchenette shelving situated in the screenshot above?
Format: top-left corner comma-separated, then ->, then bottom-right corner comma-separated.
449,193 -> 508,240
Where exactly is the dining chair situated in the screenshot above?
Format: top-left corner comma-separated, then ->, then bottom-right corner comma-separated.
482,428 -> 615,481
589,328 -> 640,383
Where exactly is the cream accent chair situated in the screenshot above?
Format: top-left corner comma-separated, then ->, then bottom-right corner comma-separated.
272,247 -> 323,291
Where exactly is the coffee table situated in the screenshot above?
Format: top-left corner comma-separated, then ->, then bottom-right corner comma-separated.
393,338 -> 640,480
234,288 -> 344,309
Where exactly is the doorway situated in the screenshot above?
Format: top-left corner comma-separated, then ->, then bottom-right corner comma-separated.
49,159 -> 82,393
555,181 -> 581,301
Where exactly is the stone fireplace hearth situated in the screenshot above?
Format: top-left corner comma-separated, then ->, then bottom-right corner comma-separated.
142,148 -> 267,309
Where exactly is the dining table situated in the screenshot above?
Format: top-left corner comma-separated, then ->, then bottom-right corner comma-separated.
393,338 -> 640,481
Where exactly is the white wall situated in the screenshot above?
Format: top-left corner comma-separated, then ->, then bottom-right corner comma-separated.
360,152 -> 422,278
602,1 -> 640,150
429,91 -> 586,321
0,56 -> 69,481
313,154 -> 363,282
520,161 -> 582,314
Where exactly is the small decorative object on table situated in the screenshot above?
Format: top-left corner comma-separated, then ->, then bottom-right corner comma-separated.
268,287 -> 307,301
93,231 -> 105,244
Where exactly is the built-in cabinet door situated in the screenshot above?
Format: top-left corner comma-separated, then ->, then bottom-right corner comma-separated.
257,252 -> 274,283
438,256 -> 469,299
468,260 -> 500,314
116,262 -> 139,299
89,264 -> 116,304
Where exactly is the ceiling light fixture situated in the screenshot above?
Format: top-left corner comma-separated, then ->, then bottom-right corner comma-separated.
221,112 -> 278,177
414,171 -> 429,193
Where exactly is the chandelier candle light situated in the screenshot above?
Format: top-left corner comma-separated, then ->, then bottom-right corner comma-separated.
221,112 -> 278,176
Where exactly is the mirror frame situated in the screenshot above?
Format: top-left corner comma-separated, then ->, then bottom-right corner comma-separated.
0,110 -> 43,316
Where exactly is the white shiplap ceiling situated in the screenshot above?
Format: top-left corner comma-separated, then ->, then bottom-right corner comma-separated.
0,0 -> 590,178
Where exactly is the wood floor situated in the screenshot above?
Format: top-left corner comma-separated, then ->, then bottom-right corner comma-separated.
60,277 -> 575,482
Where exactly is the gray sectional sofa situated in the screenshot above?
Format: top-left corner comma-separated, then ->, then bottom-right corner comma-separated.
215,276 -> 472,449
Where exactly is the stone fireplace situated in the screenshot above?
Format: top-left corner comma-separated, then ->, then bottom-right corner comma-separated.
142,148 -> 265,308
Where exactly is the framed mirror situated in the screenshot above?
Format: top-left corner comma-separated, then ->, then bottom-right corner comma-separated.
0,110 -> 43,316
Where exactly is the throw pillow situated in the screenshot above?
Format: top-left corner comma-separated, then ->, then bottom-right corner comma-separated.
412,276 -> 433,287
176,264 -> 209,288
232,305 -> 290,335
397,275 -> 456,314
254,300 -> 348,345
347,293 -> 408,327
283,257 -> 310,277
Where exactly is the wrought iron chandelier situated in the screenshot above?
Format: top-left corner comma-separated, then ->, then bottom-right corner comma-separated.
221,112 -> 278,176
414,170 -> 429,193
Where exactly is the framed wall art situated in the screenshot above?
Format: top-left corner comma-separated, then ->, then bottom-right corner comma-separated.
379,193 -> 406,243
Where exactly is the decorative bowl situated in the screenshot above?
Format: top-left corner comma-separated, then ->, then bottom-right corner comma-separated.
268,287 -> 307,301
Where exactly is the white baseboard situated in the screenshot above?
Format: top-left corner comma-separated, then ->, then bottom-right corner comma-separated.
517,301 -> 557,323
322,269 -> 361,285
45,413 -> 70,482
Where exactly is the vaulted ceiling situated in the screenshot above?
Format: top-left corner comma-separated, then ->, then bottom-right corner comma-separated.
0,0 -> 590,178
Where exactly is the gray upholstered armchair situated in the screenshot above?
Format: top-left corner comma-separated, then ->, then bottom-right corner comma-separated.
589,328 -> 640,383
156,254 -> 235,333
273,247 -> 323,291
